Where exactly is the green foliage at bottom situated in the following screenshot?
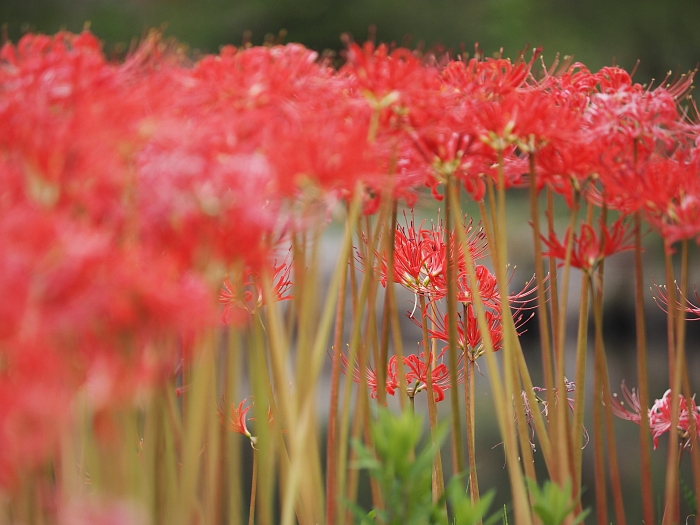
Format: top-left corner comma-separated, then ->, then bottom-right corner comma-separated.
350,408 -> 496,525
526,478 -> 589,525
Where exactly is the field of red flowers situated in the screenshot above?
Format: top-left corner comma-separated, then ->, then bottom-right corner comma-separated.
1,29 -> 699,524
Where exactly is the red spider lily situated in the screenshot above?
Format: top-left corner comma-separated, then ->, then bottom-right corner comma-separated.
637,152 -> 700,246
0,31 -> 166,221
340,40 -> 443,131
649,390 -> 700,449
584,77 -> 693,153
609,381 -> 643,424
403,352 -> 462,402
541,218 -> 634,273
219,397 -> 279,446
652,280 -> 700,321
182,42 -> 382,199
0,341 -> 76,489
364,211 -> 487,299
219,254 -> 293,323
336,351 -> 403,401
611,384 -> 700,449
452,265 -> 538,311
441,47 -> 535,98
219,398 -> 256,445
583,75 -> 697,219
418,302 -> 532,360
376,214 -> 447,297
336,348 -> 458,402
422,217 -> 489,280
419,305 -> 503,357
385,356 -> 402,397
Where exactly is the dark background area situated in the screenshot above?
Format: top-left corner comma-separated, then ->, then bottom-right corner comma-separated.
3,0 -> 700,84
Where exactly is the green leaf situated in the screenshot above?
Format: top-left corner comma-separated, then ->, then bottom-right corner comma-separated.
525,478 -> 589,525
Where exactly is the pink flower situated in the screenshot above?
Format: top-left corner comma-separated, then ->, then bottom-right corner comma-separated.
611,383 -> 700,449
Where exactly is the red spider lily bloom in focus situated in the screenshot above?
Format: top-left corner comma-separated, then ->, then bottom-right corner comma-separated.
377,215 -> 446,297
541,218 -> 634,273
219,255 -> 293,323
419,304 -> 503,358
452,265 -> 538,312
228,399 -> 254,441
611,383 -> 700,449
418,302 -> 533,360
403,352 -> 462,402
364,211 -> 487,300
336,348 -> 458,402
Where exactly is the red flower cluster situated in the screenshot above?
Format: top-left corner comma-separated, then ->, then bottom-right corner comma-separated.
2,26 -> 699,495
541,218 -> 635,273
367,212 -> 487,297
339,349 -> 461,403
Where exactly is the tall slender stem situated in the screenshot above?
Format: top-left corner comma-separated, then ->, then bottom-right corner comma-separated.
591,266 -> 627,525
465,357 -> 480,511
325,211 -> 350,524
528,156 -> 555,416
420,294 -> 446,504
633,212 -> 655,525
248,449 -> 258,525
590,274 -> 608,525
452,170 -> 532,525
444,175 -> 465,475
662,244 -> 680,525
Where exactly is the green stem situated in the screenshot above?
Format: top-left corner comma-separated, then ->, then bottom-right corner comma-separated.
553,189 -> 580,490
420,294 -> 446,504
337,202 -> 387,524
662,243 -> 681,525
590,274 -> 608,525
248,449 -> 257,525
444,175 -> 465,475
494,155 -> 535,524
528,156 -> 555,419
325,208 -> 351,525
461,304 -> 481,513
591,267 -> 627,525
633,212 -> 655,525
450,173 -> 532,525
280,188 -> 364,525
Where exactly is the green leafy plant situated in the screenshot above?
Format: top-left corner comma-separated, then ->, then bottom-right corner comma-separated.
681,475 -> 698,516
525,479 -> 589,525
445,476 -> 498,525
350,408 -> 495,525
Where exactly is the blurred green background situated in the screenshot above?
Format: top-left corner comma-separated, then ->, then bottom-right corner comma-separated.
3,0 -> 700,83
